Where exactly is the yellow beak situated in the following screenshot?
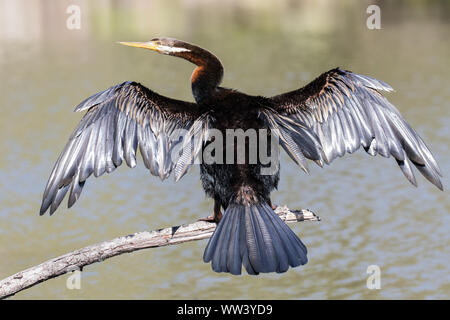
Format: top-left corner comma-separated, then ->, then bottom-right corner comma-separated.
117,41 -> 160,52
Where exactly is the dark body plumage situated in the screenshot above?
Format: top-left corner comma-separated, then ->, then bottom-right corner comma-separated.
198,92 -> 304,274
40,38 -> 442,276
198,91 -> 279,208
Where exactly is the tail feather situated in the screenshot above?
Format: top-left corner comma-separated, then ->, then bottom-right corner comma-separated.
203,202 -> 308,275
227,208 -> 243,274
256,205 -> 289,272
266,205 -> 308,262
211,207 -> 234,273
260,204 -> 307,267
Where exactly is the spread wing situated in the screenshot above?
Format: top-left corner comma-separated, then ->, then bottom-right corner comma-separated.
262,68 -> 442,190
40,81 -> 209,215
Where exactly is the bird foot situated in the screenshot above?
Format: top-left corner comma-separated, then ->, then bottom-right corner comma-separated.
198,211 -> 223,223
198,215 -> 215,222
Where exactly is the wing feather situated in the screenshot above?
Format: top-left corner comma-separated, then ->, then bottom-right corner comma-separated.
40,81 -> 208,215
264,68 -> 442,190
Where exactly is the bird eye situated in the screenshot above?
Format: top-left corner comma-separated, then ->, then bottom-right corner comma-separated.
150,38 -> 162,45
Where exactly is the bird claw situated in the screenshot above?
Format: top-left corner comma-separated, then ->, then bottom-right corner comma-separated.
198,211 -> 223,223
198,215 -> 215,222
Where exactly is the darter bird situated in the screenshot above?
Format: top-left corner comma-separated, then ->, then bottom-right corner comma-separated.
40,38 -> 443,275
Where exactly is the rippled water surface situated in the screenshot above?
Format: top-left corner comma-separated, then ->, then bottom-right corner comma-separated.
0,0 -> 449,299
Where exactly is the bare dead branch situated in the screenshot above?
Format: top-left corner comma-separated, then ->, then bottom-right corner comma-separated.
0,206 -> 319,299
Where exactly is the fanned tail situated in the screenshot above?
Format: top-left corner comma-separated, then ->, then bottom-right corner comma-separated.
203,202 -> 308,275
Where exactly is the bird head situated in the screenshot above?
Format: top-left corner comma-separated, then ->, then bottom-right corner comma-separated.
118,37 -> 191,56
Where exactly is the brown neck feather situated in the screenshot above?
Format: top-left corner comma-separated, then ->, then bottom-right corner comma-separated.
180,45 -> 224,103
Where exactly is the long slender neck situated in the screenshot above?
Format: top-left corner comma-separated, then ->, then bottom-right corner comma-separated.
182,45 -> 224,103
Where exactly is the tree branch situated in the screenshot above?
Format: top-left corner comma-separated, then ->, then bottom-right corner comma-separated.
0,206 -> 320,299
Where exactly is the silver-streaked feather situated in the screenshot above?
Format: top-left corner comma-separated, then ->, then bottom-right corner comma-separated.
266,68 -> 443,190
40,81 -> 206,215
